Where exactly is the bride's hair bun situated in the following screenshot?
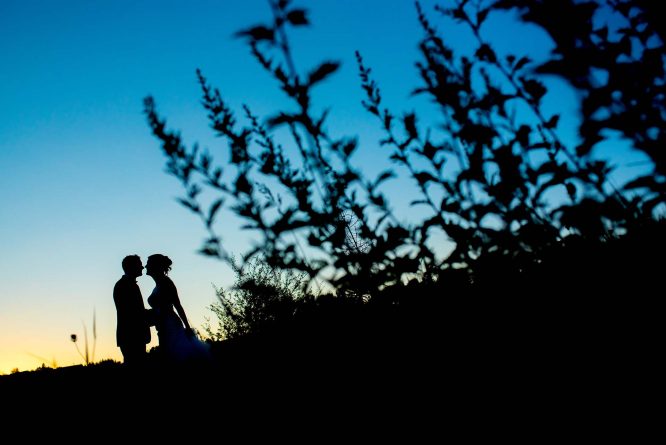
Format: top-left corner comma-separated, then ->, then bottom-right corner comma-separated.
148,253 -> 172,274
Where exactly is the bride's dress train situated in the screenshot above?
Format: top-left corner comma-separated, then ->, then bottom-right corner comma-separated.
155,309 -> 210,362
148,282 -> 211,363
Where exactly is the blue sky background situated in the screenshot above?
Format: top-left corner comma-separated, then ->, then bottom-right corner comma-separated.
0,0 -> 442,373
0,0 -> 648,373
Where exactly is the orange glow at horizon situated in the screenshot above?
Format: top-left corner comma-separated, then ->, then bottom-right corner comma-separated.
0,324 -> 160,374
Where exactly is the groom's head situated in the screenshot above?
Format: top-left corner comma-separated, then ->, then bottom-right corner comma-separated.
122,255 -> 143,278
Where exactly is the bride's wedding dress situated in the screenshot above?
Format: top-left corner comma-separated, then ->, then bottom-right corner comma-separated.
148,279 -> 210,363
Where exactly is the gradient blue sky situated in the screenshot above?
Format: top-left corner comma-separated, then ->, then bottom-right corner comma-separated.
0,0 -> 646,373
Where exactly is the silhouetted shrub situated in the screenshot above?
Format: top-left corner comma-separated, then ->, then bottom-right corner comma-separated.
203,257 -> 312,340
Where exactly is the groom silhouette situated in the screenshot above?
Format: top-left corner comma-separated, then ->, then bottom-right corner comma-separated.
113,255 -> 151,365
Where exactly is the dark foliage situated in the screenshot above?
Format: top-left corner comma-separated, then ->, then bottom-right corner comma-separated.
143,0 -> 664,383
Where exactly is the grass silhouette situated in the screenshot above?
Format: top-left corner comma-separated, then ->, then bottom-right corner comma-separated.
70,309 -> 97,366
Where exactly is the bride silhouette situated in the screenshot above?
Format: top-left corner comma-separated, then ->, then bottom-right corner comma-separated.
146,254 -> 210,363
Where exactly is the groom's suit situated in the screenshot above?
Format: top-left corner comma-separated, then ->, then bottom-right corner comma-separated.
113,275 -> 151,364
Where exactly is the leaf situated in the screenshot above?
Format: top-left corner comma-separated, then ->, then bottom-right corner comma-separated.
307,61 -> 340,86
342,138 -> 357,157
440,197 -> 461,214
234,26 -> 275,42
187,183 -> 202,199
523,79 -> 547,103
527,142 -> 550,151
198,245 -> 221,257
199,152 -> 211,172
623,175 -> 659,191
286,9 -> 309,26
593,26 -> 609,41
266,112 -> 298,128
544,114 -> 560,130
476,8 -> 490,26
176,197 -> 200,214
403,113 -> 418,140
207,198 -> 224,228
451,6 -> 466,21
459,122 -> 495,146
565,182 -> 577,201
383,111 -> 392,129
515,125 -> 530,147
385,226 -> 409,244
374,170 -> 395,187
212,167 -> 222,182
641,195 -> 666,216
475,43 -> 496,63
414,171 -> 437,185
513,56 -> 531,72
307,232 -> 324,247
421,141 -> 439,160
235,174 -> 252,195
370,193 -> 385,207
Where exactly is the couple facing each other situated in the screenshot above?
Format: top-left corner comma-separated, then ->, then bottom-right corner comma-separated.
113,253 -> 210,365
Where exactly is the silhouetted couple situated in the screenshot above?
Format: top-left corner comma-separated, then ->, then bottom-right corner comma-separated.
113,254 -> 210,366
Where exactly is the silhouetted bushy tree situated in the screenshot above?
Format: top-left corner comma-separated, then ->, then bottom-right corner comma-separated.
203,257 -> 312,340
145,0 -> 663,308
